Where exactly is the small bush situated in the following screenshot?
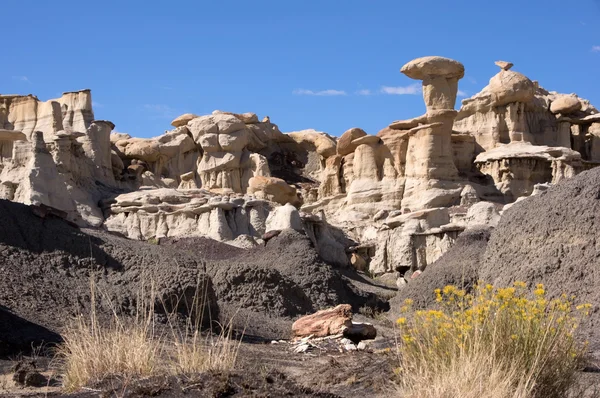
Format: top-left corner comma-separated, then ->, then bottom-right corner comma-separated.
396,282 -> 590,398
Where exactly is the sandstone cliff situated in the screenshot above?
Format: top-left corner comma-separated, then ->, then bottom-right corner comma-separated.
0,57 -> 597,285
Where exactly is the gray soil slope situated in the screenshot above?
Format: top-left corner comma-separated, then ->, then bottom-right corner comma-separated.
480,168 -> 600,352
0,200 -> 387,357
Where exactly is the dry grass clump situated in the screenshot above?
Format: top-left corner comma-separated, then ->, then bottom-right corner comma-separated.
396,282 -> 590,398
171,323 -> 240,376
57,279 -> 241,392
57,283 -> 162,391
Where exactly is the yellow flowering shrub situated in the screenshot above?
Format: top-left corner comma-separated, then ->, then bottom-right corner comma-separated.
396,282 -> 590,398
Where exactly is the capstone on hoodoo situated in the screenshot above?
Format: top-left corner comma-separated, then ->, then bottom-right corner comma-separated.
0,57 -> 597,282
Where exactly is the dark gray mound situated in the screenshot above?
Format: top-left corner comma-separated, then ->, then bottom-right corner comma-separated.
0,200 -> 381,355
0,200 -> 218,357
165,230 -> 382,339
480,168 -> 600,351
388,228 -> 491,319
391,168 -> 600,352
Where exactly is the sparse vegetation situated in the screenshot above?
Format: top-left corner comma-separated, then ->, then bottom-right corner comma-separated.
56,279 -> 241,391
395,282 -> 590,398
171,327 -> 239,376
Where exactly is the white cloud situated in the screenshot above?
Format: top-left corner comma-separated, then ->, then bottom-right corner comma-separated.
143,104 -> 179,119
293,89 -> 347,96
92,101 -> 103,108
457,90 -> 468,97
356,89 -> 372,96
12,76 -> 31,83
592,45 -> 600,52
380,84 -> 421,95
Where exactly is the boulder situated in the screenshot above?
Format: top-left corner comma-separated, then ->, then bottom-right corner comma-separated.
265,203 -> 303,232
337,127 -> 367,156
291,304 -> 353,338
488,69 -> 535,107
550,95 -> 582,115
212,110 -> 259,124
495,60 -> 514,71
171,113 -> 198,127
401,56 -> 465,80
287,129 -> 337,158
248,176 -> 301,206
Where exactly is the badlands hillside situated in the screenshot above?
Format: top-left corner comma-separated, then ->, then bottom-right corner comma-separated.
1,56 -> 600,396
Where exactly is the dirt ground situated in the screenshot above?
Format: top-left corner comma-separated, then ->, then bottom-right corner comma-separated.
0,313 -> 399,397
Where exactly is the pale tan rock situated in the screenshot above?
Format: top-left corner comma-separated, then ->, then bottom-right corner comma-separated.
488,70 -> 535,107
495,60 -> 513,71
188,114 -> 245,142
104,188 -> 271,241
337,128 -> 367,156
318,155 -> 344,198
2,90 -> 93,142
291,304 -> 353,338
287,129 -> 337,158
171,113 -> 198,127
401,56 -> 464,112
110,132 -> 131,143
401,56 -> 465,80
475,142 -> 582,200
466,201 -> 501,227
212,110 -> 259,124
265,203 -> 303,232
123,139 -> 161,162
453,64 -> 596,151
550,95 -> 582,114
58,90 -> 94,133
451,133 -> 475,173
247,176 -> 301,206
369,208 -> 460,275
79,120 -> 115,181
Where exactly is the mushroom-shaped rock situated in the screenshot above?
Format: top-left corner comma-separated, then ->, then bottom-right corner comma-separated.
401,56 -> 465,80
495,60 -> 514,71
0,129 -> 27,141
171,113 -> 198,127
488,70 -> 535,106
401,56 -> 465,111
91,120 -> 115,130
337,128 -> 367,156
550,95 -> 582,115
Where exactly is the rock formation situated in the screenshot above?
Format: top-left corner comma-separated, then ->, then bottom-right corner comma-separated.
0,57 -> 597,285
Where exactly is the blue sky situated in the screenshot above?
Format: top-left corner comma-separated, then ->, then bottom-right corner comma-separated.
3,0 -> 600,138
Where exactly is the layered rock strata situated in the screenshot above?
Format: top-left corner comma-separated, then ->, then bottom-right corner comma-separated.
0,56 -> 597,281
